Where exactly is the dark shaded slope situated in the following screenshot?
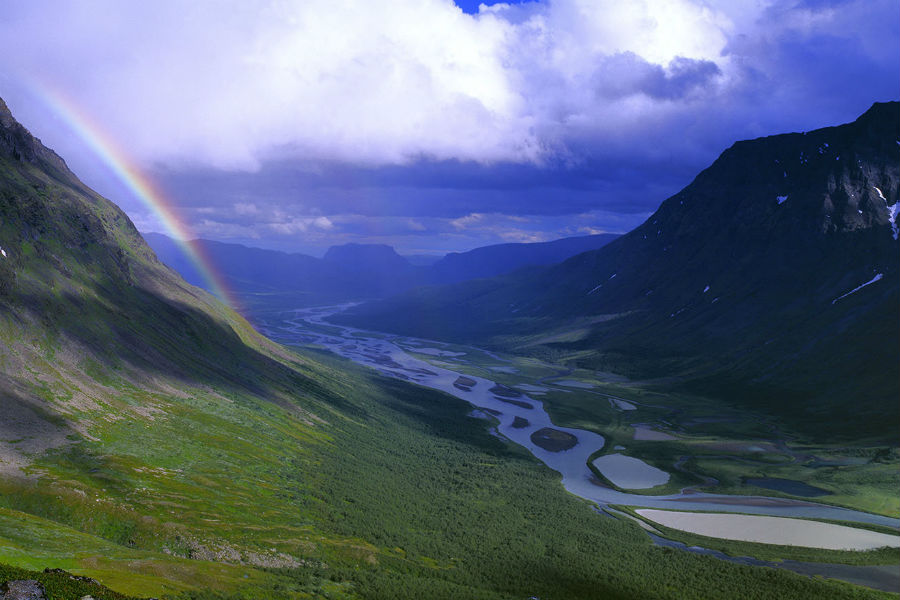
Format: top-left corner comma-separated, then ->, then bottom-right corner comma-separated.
336,102 -> 900,440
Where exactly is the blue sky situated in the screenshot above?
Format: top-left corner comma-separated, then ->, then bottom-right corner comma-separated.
453,0 -> 533,15
0,0 -> 897,256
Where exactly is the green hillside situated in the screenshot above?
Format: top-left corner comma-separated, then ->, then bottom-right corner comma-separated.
0,98 -> 891,599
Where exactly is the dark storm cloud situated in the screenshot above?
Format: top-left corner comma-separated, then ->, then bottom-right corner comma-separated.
592,53 -> 722,101
154,154 -> 694,218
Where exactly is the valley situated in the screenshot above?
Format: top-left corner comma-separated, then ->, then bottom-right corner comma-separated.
258,303 -> 899,590
0,83 -> 896,599
332,102 -> 900,445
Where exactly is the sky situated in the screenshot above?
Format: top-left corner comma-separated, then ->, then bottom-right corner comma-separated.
0,0 -> 897,256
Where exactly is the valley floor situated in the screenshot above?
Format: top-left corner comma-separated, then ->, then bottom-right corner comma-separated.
0,303 -> 896,600
258,304 -> 900,593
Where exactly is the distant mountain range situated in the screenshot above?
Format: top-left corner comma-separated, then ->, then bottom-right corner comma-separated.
335,102 -> 900,441
143,231 -> 619,313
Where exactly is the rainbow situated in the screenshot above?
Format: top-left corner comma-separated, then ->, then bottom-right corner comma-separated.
32,85 -> 239,310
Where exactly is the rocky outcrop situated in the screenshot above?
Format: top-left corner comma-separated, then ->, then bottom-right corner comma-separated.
0,580 -> 46,600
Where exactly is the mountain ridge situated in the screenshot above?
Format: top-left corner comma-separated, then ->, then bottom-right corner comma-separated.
334,101 -> 900,440
143,231 -> 620,313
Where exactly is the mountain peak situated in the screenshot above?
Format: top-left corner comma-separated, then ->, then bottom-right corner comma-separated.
0,96 -> 71,175
667,100 -> 899,241
856,100 -> 899,125
0,96 -> 15,127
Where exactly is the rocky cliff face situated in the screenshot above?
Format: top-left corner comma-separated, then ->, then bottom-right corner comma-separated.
554,102 -> 899,319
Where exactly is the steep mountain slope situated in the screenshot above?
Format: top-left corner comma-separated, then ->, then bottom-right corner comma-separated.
144,231 -> 619,314
336,102 -> 900,440
1,97 -> 868,599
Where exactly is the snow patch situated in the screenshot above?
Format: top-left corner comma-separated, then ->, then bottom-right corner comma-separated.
875,187 -> 899,240
0,247 -> 5,258
831,274 -> 884,304
889,203 -> 899,240
702,285 -> 710,293
588,284 -> 602,295
608,273 -> 616,279
776,195 -> 788,205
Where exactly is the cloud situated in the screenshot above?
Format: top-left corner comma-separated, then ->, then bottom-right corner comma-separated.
451,213 -> 486,230
161,205 -> 640,256
7,0 -> 891,173
591,53 -> 722,100
0,0 -> 895,257
234,203 -> 260,215
268,216 -> 334,235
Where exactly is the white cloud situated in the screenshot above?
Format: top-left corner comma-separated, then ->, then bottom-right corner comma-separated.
234,203 -> 260,215
0,0 -> 894,172
451,213 -> 486,230
268,216 -> 334,235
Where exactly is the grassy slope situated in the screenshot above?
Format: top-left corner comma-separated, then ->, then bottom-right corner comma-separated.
1,349 -> 893,600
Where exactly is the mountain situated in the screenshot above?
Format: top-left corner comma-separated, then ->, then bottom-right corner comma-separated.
322,242 -> 410,270
403,252 -> 443,266
334,102 -> 900,441
143,235 -> 427,311
322,242 -> 423,295
144,232 -> 619,315
142,231 -> 369,308
1,96 -> 855,599
429,233 -> 619,284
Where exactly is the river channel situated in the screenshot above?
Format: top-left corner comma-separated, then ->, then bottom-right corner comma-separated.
261,304 -> 899,531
